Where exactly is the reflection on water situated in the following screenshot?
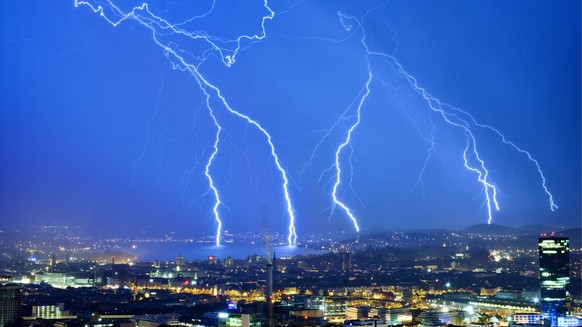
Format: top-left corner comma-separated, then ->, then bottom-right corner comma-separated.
125,243 -> 325,261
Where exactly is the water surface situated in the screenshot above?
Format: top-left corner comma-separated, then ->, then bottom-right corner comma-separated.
124,243 -> 325,261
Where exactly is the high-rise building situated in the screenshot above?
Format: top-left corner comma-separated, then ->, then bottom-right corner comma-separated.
0,284 -> 22,327
341,252 -> 353,271
539,236 -> 570,326
223,257 -> 234,267
176,254 -> 185,271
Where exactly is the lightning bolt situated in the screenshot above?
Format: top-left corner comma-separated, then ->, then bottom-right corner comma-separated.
74,0 -> 557,238
300,15 -> 373,232
330,71 -> 371,233
75,0 -> 298,245
333,5 -> 555,225
452,110 -> 558,211
202,91 -> 223,246
131,69 -> 165,187
387,56 -> 501,223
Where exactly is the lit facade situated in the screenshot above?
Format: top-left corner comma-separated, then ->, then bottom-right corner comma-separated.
0,284 -> 22,327
539,237 -> 570,326
32,304 -> 64,319
509,313 -> 543,325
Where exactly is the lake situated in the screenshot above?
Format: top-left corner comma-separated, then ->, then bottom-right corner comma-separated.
123,243 -> 326,261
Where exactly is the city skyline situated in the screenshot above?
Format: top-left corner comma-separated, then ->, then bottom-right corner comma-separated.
0,0 -> 580,239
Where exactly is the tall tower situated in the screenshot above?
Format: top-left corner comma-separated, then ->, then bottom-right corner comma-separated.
539,236 -> 570,326
266,262 -> 273,300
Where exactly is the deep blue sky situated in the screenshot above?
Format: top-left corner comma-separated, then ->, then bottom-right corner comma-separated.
0,0 -> 580,237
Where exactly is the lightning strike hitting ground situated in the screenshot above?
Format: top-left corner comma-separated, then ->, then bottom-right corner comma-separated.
297,12 -> 375,232
390,57 -> 502,223
202,92 -> 223,247
75,0 -> 298,245
331,7 -> 556,225
330,70 -> 371,233
72,0 -> 558,238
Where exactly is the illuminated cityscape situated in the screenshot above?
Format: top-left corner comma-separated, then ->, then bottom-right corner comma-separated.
0,225 -> 581,326
0,0 -> 580,327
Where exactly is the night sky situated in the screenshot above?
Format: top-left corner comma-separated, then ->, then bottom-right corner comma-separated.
0,0 -> 580,238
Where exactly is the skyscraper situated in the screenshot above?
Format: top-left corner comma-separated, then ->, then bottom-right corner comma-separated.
538,236 -> 570,326
0,284 -> 22,327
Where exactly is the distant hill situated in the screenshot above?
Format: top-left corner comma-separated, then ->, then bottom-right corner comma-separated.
462,224 -> 524,235
557,228 -> 581,249
461,225 -> 580,249
406,228 -> 450,234
520,224 -> 581,234
519,224 -> 552,234
517,226 -> 580,249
